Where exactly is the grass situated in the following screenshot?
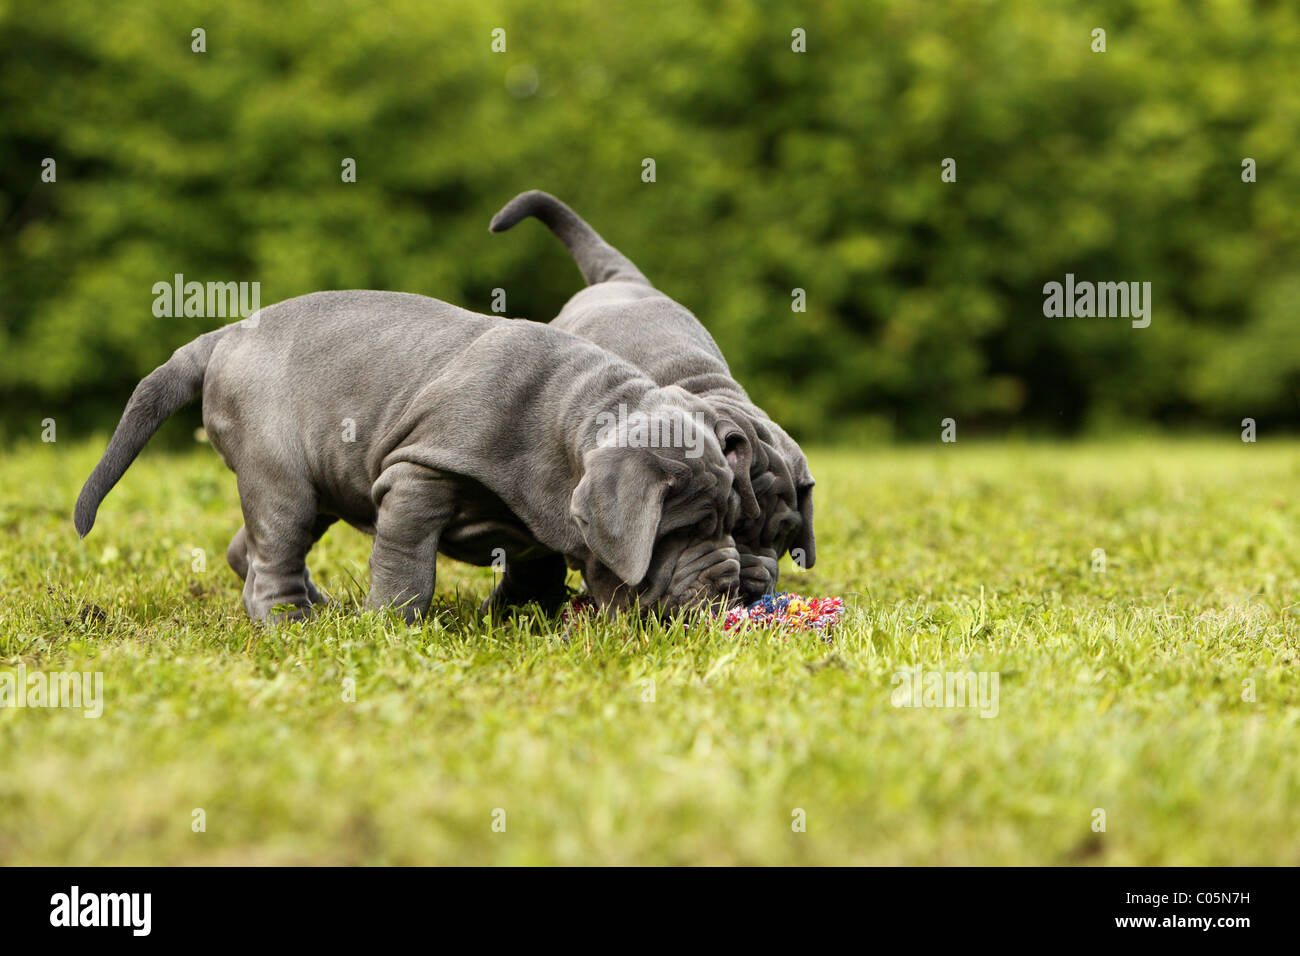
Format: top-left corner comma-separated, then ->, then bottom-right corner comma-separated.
1,435 -> 1297,865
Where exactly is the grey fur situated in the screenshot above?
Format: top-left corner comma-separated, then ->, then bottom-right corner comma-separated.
491,190 -> 817,602
76,291 -> 743,622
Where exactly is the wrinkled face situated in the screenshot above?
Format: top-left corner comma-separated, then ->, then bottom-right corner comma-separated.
571,396 -> 743,615
727,419 -> 817,604
582,519 -> 742,615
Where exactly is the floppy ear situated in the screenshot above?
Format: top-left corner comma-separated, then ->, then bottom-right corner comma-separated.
570,445 -> 669,585
716,420 -> 761,520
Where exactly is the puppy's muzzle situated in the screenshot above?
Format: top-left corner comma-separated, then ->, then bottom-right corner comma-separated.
662,539 -> 742,613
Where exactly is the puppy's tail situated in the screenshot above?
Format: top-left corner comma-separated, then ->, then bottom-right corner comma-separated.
489,190 -> 648,286
74,327 -> 229,538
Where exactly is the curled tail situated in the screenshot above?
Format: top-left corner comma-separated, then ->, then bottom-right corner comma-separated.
489,190 -> 648,286
74,328 -> 229,537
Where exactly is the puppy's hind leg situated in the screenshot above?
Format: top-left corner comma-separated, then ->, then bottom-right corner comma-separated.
235,470 -> 321,623
233,518 -> 335,605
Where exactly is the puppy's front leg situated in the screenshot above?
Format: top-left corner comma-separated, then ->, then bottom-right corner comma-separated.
367,462 -> 455,623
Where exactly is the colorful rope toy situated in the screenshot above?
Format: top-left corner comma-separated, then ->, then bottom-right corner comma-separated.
559,592 -> 844,635
721,592 -> 844,634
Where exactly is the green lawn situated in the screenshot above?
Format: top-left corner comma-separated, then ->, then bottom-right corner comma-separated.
1,436 -> 1297,865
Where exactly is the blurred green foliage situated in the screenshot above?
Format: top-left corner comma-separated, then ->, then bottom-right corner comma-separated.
2,0 -> 1298,441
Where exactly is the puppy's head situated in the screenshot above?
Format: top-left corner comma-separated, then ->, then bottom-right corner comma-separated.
571,388 -> 742,614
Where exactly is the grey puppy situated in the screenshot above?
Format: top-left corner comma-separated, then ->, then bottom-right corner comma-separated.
75,290 -> 746,622
490,191 -> 816,602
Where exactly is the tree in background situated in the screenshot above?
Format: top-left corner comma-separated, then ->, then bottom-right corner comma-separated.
2,0 -> 1297,441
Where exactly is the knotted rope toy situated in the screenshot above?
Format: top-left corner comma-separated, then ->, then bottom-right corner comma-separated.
721,592 -> 844,634
560,592 -> 844,635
